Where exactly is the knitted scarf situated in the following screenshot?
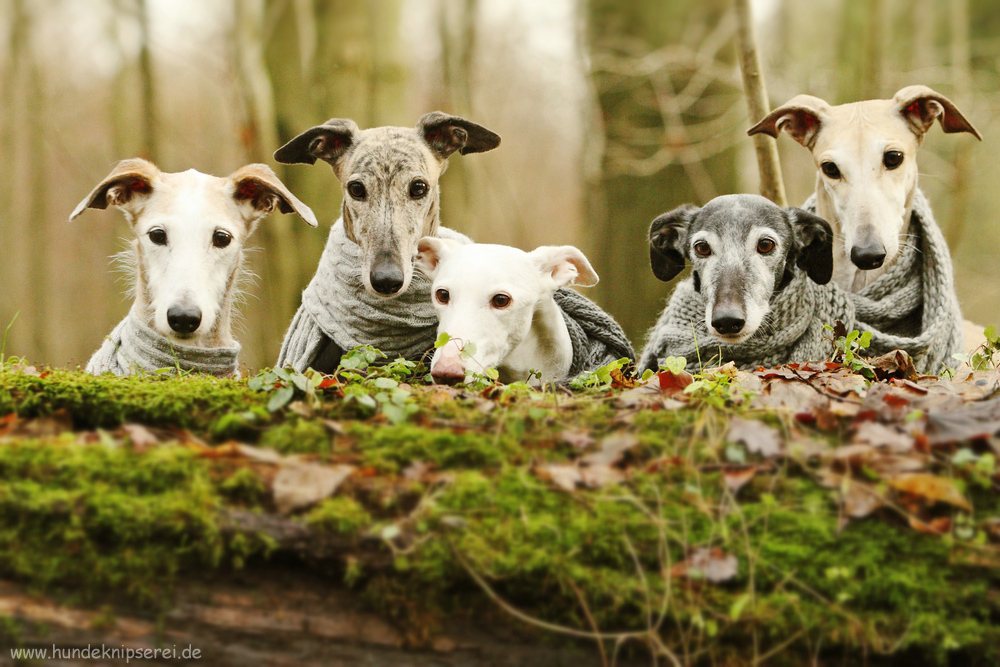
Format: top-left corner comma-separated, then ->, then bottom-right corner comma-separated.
277,219 -> 635,378
87,314 -> 241,377
639,189 -> 963,375
639,272 -> 852,373
804,188 -> 964,374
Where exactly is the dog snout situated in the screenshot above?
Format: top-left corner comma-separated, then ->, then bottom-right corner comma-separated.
711,308 -> 746,336
431,358 -> 466,385
167,304 -> 202,334
850,242 -> 886,270
369,255 -> 405,295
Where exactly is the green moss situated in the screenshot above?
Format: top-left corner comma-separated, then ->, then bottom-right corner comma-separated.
259,418 -> 331,455
307,497 -> 373,535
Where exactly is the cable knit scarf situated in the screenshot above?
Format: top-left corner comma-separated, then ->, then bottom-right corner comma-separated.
87,314 -> 241,377
639,272 -> 852,373
640,189 -> 963,374
804,188 -> 964,373
277,219 -> 634,378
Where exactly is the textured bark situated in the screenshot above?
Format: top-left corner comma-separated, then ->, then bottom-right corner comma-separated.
735,0 -> 787,207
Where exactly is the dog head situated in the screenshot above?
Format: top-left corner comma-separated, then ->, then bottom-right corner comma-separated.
749,85 -> 980,274
275,112 -> 501,299
414,239 -> 598,383
71,159 -> 317,345
649,194 -> 832,343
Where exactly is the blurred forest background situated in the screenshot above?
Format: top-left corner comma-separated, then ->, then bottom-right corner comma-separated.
0,0 -> 997,371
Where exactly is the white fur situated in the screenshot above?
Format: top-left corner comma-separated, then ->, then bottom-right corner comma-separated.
72,160 -> 316,349
414,240 -> 599,384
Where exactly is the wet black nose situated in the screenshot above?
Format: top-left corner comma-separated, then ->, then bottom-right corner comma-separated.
167,305 -> 202,334
850,243 -> 886,270
370,263 -> 404,295
712,315 -> 745,336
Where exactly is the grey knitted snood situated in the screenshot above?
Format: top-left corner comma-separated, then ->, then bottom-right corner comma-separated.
87,314 -> 241,377
277,219 -> 634,378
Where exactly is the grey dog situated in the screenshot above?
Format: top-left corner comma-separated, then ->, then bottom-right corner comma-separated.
273,112 -> 501,371
639,194 -> 843,372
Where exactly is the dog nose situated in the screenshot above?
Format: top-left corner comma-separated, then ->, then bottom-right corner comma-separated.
850,243 -> 886,270
712,314 -> 745,336
370,264 -> 404,295
431,356 -> 466,385
167,305 -> 202,334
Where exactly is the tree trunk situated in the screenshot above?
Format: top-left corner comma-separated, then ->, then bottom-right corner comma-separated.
735,0 -> 787,206
137,0 -> 157,161
945,0 -> 973,249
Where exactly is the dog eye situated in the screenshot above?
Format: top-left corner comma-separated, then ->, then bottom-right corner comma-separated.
435,288 -> 450,305
820,161 -> 841,179
409,179 -> 429,199
883,150 -> 904,170
693,241 -> 712,257
212,230 -> 233,249
490,293 -> 512,309
756,238 -> 776,254
347,181 -> 366,200
148,228 -> 167,246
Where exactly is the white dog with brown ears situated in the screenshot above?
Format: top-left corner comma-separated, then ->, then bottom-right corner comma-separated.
72,159 -> 317,376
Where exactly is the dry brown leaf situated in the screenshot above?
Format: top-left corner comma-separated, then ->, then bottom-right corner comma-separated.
581,432 -> 639,467
726,417 -> 783,458
852,421 -> 915,453
723,466 -> 757,494
273,462 -> 355,514
579,463 -> 626,489
121,423 -> 161,450
671,547 -> 738,583
537,463 -> 582,492
560,429 -> 595,451
888,473 -> 972,511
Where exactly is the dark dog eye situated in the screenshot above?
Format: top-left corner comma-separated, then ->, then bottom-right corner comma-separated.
883,150 -> 903,170
409,179 -> 429,199
756,238 -> 775,254
693,241 -> 712,257
820,161 -> 841,179
148,228 -> 167,246
213,230 -> 233,248
347,181 -> 366,200
490,293 -> 512,309
435,288 -> 450,305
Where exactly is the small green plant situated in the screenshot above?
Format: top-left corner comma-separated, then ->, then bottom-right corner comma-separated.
658,356 -> 688,375
248,366 -> 331,411
825,323 -> 875,378
683,365 -> 746,407
568,357 -> 630,391
432,332 -> 500,387
968,325 -> 1000,370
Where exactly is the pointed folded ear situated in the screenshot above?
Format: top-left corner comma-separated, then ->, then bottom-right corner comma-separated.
417,112 -> 502,160
893,85 -> 982,140
789,208 -> 834,284
530,245 -> 599,288
414,236 -> 462,278
229,164 -> 318,228
747,94 -> 831,149
273,118 -> 359,170
649,205 -> 698,282
70,158 -> 160,221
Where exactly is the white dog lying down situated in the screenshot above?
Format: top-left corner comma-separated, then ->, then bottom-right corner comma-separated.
72,159 -> 317,376
414,239 -> 604,384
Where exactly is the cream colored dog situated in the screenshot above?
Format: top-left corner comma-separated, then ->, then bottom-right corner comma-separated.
749,85 -> 980,291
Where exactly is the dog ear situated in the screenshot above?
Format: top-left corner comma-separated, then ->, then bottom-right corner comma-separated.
417,112 -> 502,160
789,208 -> 834,285
649,205 -> 698,282
273,119 -> 359,169
530,245 -> 599,288
893,85 -> 982,140
414,236 -> 461,277
747,95 -> 830,149
229,164 -> 318,228
70,158 -> 160,222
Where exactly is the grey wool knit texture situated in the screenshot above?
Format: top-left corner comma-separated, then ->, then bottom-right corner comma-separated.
277,219 -> 635,378
87,314 -> 241,377
639,189 -> 963,374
